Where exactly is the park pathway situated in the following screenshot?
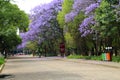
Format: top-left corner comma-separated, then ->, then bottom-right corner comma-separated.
0,55 -> 120,80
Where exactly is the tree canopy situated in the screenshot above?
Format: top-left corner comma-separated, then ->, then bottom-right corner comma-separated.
17,0 -> 120,56
0,0 -> 29,57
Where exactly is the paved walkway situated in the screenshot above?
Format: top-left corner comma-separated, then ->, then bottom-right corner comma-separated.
0,55 -> 120,80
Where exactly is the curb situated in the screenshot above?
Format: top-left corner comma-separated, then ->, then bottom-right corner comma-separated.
61,58 -> 120,69
0,64 -> 5,73
0,59 -> 6,73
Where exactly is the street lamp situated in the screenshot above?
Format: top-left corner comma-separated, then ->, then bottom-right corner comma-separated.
92,30 -> 99,56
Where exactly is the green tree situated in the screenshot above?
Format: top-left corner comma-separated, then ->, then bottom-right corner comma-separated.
57,0 -> 74,55
57,0 -> 74,28
95,0 -> 120,56
0,1 -> 29,58
67,12 -> 93,55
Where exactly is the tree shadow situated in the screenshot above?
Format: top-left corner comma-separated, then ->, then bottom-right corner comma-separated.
0,74 -> 15,79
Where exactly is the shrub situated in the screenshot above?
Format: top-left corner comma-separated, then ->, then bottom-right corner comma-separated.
67,54 -> 120,62
68,54 -> 102,60
0,57 -> 5,65
91,56 -> 102,61
67,54 -> 84,59
112,56 -> 120,62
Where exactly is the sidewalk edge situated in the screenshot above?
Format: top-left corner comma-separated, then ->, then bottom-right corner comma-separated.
61,58 -> 120,69
0,64 -> 5,73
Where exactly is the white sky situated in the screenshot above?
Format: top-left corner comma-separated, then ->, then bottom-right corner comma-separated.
11,0 -> 53,13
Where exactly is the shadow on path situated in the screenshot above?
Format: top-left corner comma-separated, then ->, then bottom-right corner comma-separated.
0,74 -> 15,79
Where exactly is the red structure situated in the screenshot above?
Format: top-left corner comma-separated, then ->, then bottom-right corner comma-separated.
60,43 -> 65,56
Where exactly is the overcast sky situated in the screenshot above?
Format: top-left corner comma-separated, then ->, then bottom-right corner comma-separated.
11,0 -> 53,13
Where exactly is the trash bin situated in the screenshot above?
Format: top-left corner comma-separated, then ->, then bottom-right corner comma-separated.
105,47 -> 112,61
106,52 -> 111,61
102,53 -> 106,61
102,52 -> 111,61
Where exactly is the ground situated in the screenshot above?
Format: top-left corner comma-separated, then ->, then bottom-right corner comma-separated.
0,55 -> 120,80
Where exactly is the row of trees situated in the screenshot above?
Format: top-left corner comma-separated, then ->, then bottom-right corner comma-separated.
17,0 -> 63,56
19,0 -> 120,56
0,0 -> 29,58
58,0 -> 120,56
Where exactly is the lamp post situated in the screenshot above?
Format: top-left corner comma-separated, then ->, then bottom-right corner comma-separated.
93,30 -> 99,56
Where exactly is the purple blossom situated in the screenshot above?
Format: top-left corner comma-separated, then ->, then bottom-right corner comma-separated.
97,0 -> 101,3
78,0 -> 101,37
85,3 -> 99,15
65,0 -> 96,23
17,41 -> 27,49
65,0 -> 101,37
79,16 -> 94,36
73,0 -> 82,12
65,11 -> 78,23
18,0 -> 63,48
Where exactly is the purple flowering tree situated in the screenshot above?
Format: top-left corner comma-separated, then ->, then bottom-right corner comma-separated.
18,0 -> 63,49
65,0 -> 95,23
64,0 -> 101,37
79,16 -> 95,37
79,0 -> 101,37
61,0 -> 101,56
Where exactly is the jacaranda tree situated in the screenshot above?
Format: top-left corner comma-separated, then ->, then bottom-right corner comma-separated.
18,0 -> 63,56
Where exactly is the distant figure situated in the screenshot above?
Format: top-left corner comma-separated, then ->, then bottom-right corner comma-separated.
60,42 -> 65,57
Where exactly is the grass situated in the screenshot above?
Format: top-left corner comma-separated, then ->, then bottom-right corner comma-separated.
68,54 -> 94,60
67,54 -> 120,62
0,57 -> 5,65
112,56 -> 120,62
67,54 -> 83,59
